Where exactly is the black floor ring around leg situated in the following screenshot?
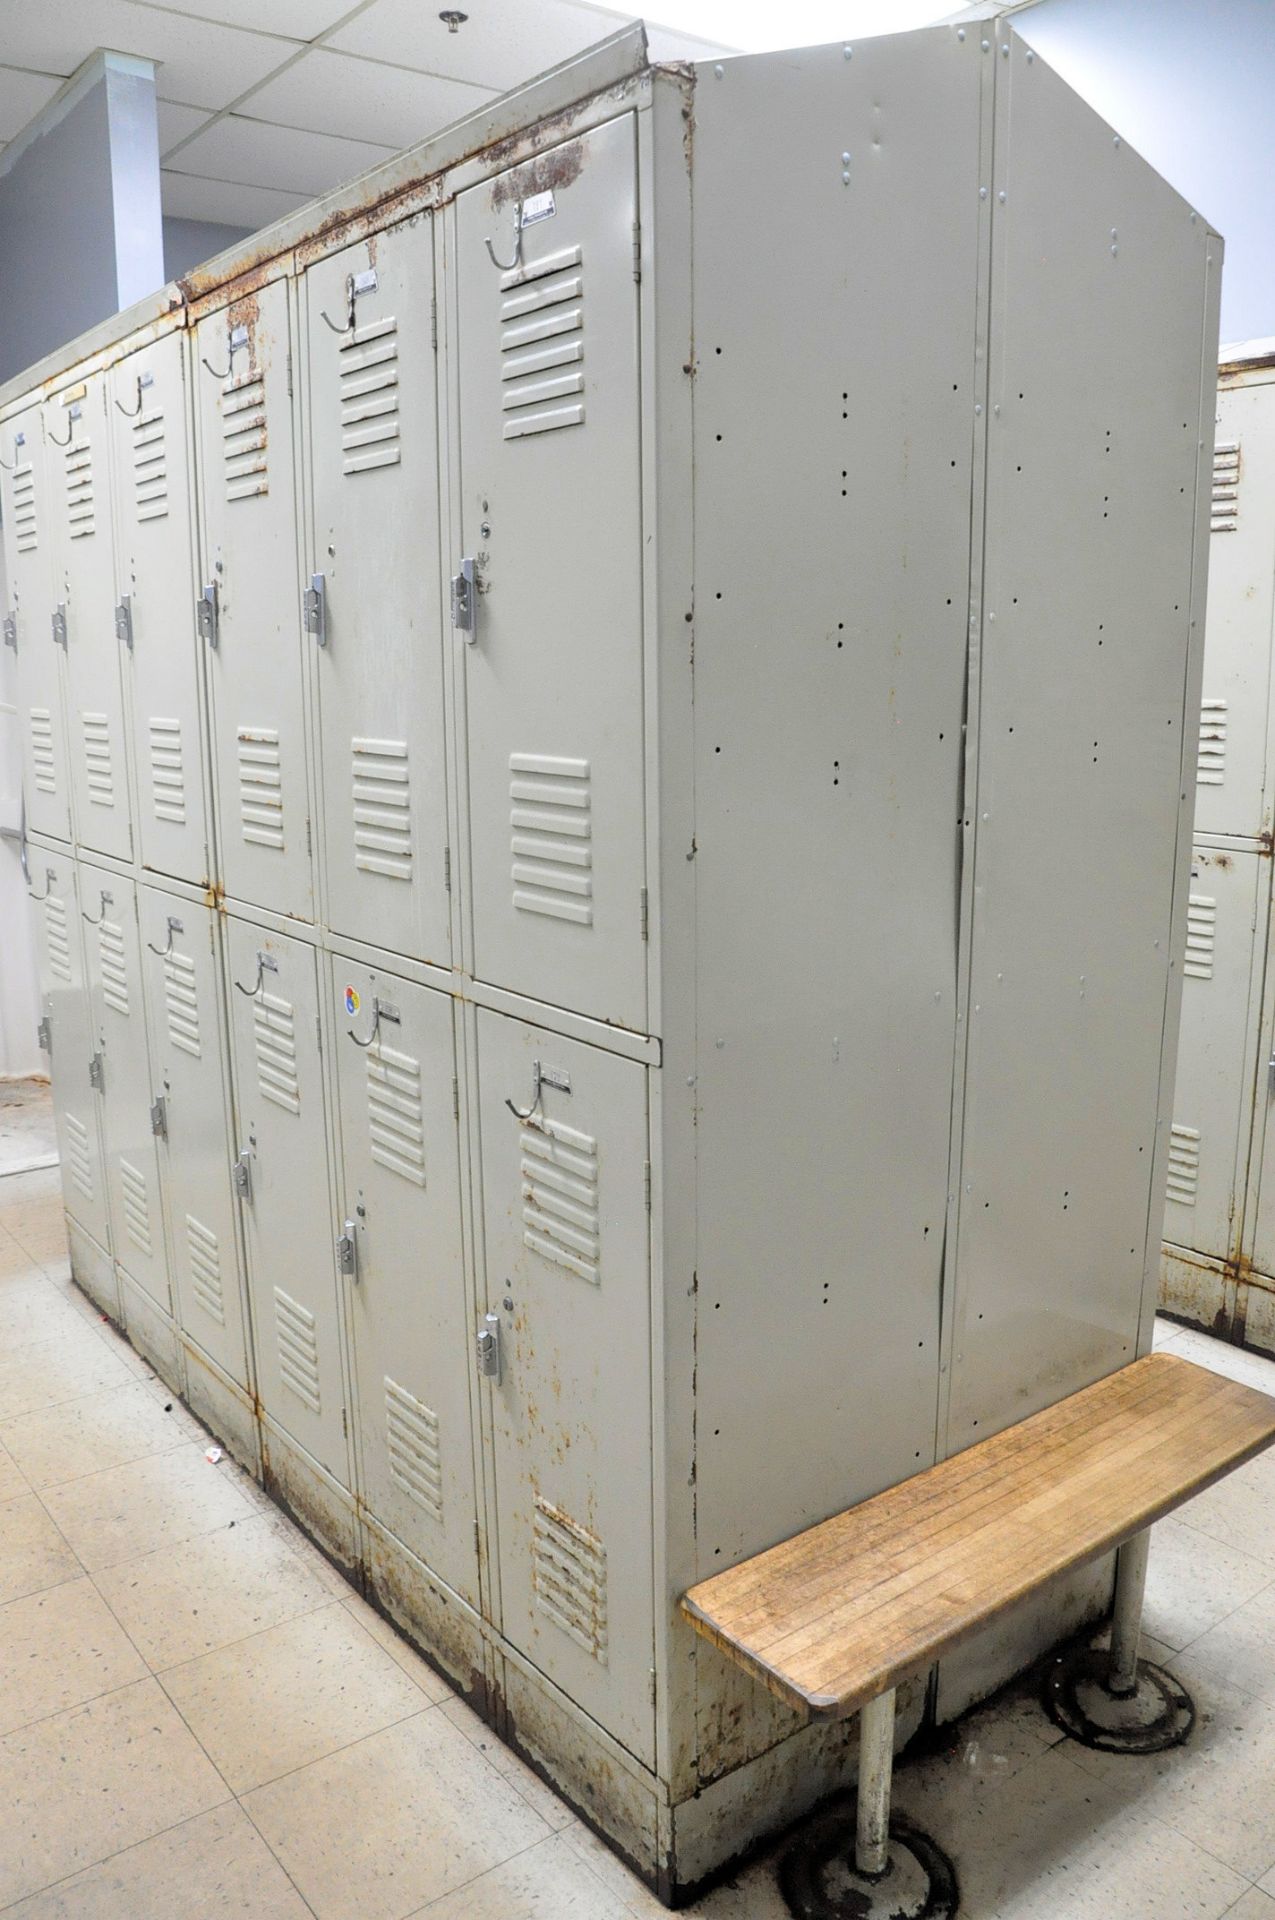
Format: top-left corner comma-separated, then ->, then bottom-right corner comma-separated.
1043,1645 -> 1195,1754
777,1797 -> 959,1919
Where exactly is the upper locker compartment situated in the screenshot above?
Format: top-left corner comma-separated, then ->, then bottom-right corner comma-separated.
304,218 -> 451,967
0,403 -> 70,840
454,114 -> 647,1034
194,282 -> 313,921
110,333 -> 210,886
44,378 -> 133,861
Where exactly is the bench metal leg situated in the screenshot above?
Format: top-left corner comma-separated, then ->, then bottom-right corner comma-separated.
1108,1527 -> 1150,1698
855,1687 -> 896,1879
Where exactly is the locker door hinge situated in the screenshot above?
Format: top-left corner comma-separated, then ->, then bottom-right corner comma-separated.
640,886 -> 649,942
342,1407 -> 348,1438
52,604 -> 68,648
287,349 -> 293,399
305,818 -> 313,856
233,1149 -> 253,1201
3,610 -> 16,652
452,1073 -> 460,1121
644,1160 -> 652,1213
443,845 -> 452,892
197,581 -> 219,648
336,1221 -> 359,1280
633,218 -> 642,284
115,596 -> 134,651
303,573 -> 327,646
649,1667 -> 657,1707
430,295 -> 438,352
88,1051 -> 104,1092
36,1015 -> 51,1055
476,1311 -> 501,1382
315,1013 -> 322,1051
149,1095 -> 167,1140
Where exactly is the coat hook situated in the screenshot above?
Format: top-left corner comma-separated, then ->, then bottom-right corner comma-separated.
505,1058 -> 544,1121
319,274 -> 356,335
81,889 -> 113,927
146,914 -> 183,958
114,376 -> 144,417
0,449 -> 14,472
27,867 -> 55,902
233,950 -> 278,997
202,331 -> 246,381
47,416 -> 74,447
346,993 -> 400,1048
485,203 -> 524,274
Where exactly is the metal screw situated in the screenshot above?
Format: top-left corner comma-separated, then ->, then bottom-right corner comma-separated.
981,37 -> 990,50
843,43 -> 853,58
1001,42 -> 1009,55
713,63 -> 723,77
842,151 -> 851,164
1113,134 -> 1121,147
843,172 -> 851,185
998,189 -> 1007,203
975,402 -> 983,415
957,25 -> 965,39
503,1296 -> 513,1311
1026,50 -> 1034,62
980,186 -> 988,200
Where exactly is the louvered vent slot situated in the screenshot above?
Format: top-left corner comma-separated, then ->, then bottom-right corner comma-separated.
149,718 -> 186,825
1166,1124 -> 1201,1206
500,243 -> 585,439
222,370 -> 268,502
186,1215 -> 225,1326
82,713 -> 116,809
30,709 -> 56,793
65,1113 -> 94,1201
12,463 -> 37,553
510,753 -> 592,925
1212,440 -> 1240,533
254,990 -> 300,1115
119,1158 -> 152,1256
164,952 -> 201,1059
339,317 -> 400,475
1184,895 -> 1217,981
45,896 -> 72,983
98,920 -> 129,1016
352,737 -> 411,879
367,1041 -> 426,1186
1198,700 -> 1227,786
132,407 -> 168,521
64,437 -> 95,539
532,1497 -> 607,1662
274,1286 -> 321,1412
521,1115 -> 599,1284
237,727 -> 284,848
385,1378 -> 443,1518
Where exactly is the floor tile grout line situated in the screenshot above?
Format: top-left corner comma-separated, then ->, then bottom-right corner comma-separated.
219,1695 -> 441,1802
0,1798 -> 241,1918
233,1791 -> 327,1920
9,1429 -> 204,1499
147,1590 -> 362,1682
407,1823 -> 604,1917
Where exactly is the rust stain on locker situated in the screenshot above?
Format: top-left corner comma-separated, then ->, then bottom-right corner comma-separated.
492,137 -> 586,208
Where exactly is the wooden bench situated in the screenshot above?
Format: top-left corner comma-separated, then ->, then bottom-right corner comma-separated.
682,1353 -> 1275,1902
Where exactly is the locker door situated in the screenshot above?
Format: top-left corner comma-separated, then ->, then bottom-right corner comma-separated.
331,961 -> 476,1600
141,891 -> 249,1387
306,222 -> 450,966
225,920 -> 345,1480
111,336 -> 210,885
475,1010 -> 653,1764
454,116 -> 647,1032
45,380 -> 132,860
29,855 -> 110,1246
1,405 -> 71,841
194,286 -> 312,919
83,872 -> 170,1308
1163,848 -> 1265,1263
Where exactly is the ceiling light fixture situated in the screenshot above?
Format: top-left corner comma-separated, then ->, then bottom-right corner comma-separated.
439,9 -> 469,28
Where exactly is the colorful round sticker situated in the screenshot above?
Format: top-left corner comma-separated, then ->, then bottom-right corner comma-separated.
344,985 -> 361,1016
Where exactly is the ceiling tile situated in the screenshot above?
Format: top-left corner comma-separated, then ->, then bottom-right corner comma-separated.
236,47 -> 490,150
327,0 -> 615,89
142,0 -> 354,37
160,166 -> 309,229
0,64 -> 63,142
157,99 -> 213,155
0,1 -> 301,110
166,115 -> 400,198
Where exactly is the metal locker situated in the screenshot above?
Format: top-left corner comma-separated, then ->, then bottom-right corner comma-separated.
454,114 -> 647,1033
1,404 -> 71,841
475,1010 -> 654,1766
82,870 -> 170,1309
305,221 -> 451,966
1163,847 -> 1266,1263
1194,383 -> 1275,842
224,918 -> 346,1480
194,286 -> 312,919
110,336 -> 210,885
140,890 -> 249,1387
44,380 -> 133,861
330,960 -> 477,1600
28,853 -> 110,1246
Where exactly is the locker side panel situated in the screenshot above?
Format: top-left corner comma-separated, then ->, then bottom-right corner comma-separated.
475,1009 -> 654,1767
194,285 -> 313,919
30,853 -> 110,1248
330,960 -> 477,1603
306,220 -> 451,967
1,406 -> 72,841
141,889 -> 249,1388
224,918 -> 346,1481
111,335 -> 211,885
45,381 -> 133,861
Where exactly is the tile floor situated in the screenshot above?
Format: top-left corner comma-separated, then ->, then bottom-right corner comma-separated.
2,1142 -> 1275,1915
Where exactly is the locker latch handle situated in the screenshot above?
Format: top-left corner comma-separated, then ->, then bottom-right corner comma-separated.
88,1052 -> 105,1092
233,1149 -> 253,1201
115,596 -> 134,651
1268,1053 -> 1275,1100
476,1311 -> 502,1382
197,581 -> 219,648
337,1222 -> 359,1280
150,1096 -> 167,1140
451,557 -> 477,638
304,573 -> 327,647
52,605 -> 67,648
2,611 -> 15,652
36,1015 -> 51,1056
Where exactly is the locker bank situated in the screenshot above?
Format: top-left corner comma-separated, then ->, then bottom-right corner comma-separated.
0,19 -> 1222,1901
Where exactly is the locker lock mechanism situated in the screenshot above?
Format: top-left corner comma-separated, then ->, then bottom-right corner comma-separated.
150,1096 -> 168,1140
2,611 -> 15,652
88,1052 -> 105,1092
51,605 -> 68,649
36,1015 -> 51,1056
303,573 -> 327,647
476,1311 -> 502,1382
115,596 -> 134,651
337,1220 -> 359,1280
233,1149 -> 253,1201
450,557 -> 477,639
196,581 -> 219,648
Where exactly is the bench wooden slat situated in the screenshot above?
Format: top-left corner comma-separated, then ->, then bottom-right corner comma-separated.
681,1354 -> 1275,1719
